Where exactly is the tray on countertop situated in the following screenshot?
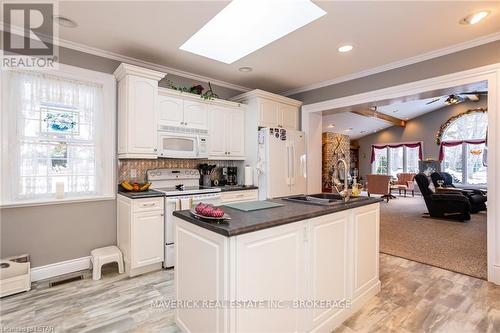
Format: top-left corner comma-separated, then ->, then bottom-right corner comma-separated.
223,200 -> 284,212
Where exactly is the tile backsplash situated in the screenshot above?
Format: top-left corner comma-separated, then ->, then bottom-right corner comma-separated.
118,159 -> 244,183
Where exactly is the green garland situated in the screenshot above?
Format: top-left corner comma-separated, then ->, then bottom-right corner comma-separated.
435,108 -> 487,145
166,80 -> 219,101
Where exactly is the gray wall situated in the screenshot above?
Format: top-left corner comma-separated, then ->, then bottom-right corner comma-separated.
357,99 -> 487,179
290,40 -> 500,104
0,45 -> 241,267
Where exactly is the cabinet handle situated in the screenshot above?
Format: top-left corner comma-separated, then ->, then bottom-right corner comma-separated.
154,148 -> 157,152
141,203 -> 156,207
185,122 -> 188,126
236,194 -> 244,197
228,152 -> 231,155
161,214 -> 164,216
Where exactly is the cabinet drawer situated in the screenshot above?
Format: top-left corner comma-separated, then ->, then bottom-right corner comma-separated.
221,190 -> 258,203
132,197 -> 164,212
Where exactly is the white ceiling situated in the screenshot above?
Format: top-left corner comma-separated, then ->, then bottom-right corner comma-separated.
322,94 -> 486,140
323,112 -> 392,140
375,97 -> 450,121
47,1 -> 500,93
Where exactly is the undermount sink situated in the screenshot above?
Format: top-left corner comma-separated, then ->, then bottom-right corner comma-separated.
283,193 -> 370,206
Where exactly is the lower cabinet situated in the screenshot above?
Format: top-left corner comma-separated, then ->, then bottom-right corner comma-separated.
174,203 -> 380,333
220,189 -> 258,204
117,195 -> 164,277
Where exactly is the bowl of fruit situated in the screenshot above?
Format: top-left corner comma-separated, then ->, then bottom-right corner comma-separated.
120,181 -> 152,192
191,203 -> 230,223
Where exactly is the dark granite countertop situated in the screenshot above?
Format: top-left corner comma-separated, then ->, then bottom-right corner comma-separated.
173,196 -> 382,237
118,189 -> 165,199
218,185 -> 258,192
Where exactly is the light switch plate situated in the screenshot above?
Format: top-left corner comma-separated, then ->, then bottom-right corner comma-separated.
130,169 -> 137,179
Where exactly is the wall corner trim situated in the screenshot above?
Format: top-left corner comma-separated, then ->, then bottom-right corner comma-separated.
30,256 -> 91,282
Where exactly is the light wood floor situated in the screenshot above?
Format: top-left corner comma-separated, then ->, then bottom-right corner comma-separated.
1,254 -> 499,332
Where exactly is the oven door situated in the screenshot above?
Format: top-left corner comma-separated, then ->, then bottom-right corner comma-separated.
158,132 -> 200,159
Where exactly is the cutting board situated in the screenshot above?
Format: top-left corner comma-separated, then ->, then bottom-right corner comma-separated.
223,200 -> 283,212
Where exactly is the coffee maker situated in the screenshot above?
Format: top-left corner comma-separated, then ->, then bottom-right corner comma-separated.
227,167 -> 237,185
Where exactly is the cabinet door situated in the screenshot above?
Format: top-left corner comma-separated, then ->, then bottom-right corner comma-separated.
128,76 -> 158,154
227,108 -> 245,157
208,106 -> 227,157
131,211 -> 164,268
308,212 -> 349,331
184,100 -> 208,130
158,95 -> 184,127
353,204 -> 379,299
235,221 -> 305,332
280,104 -> 299,129
259,99 -> 279,128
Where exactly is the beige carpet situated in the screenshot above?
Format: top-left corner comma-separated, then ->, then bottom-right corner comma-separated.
379,195 -> 487,279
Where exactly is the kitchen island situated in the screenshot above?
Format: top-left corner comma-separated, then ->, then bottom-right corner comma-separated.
172,197 -> 382,333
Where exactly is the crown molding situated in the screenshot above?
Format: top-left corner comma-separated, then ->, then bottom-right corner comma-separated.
281,31 -> 500,97
114,63 -> 166,81
231,89 -> 302,106
0,21 -> 252,93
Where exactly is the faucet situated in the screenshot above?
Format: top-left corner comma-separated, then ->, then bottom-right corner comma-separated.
332,158 -> 350,203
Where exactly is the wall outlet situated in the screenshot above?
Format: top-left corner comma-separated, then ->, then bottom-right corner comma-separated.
130,169 -> 137,179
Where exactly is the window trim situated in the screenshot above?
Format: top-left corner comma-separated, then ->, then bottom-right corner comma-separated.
0,63 -> 116,207
371,141 -> 423,176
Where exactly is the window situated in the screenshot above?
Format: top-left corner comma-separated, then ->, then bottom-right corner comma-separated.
439,110 -> 487,185
371,143 -> 422,177
1,65 -> 115,206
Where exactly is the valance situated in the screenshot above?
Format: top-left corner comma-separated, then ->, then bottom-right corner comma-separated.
370,142 -> 423,163
438,139 -> 486,161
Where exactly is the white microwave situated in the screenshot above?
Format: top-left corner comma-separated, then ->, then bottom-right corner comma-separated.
157,131 -> 208,159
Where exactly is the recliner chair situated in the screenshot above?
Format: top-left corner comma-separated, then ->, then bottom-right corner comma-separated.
430,172 -> 487,213
415,173 -> 471,222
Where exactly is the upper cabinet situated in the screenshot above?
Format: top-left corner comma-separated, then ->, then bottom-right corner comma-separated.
232,89 -> 302,130
114,63 -> 166,159
158,91 -> 208,130
208,105 -> 245,160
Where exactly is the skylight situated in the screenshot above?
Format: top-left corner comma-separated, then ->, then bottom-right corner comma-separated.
179,0 -> 326,64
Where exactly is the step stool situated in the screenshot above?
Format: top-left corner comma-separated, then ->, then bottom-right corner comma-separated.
90,246 -> 124,280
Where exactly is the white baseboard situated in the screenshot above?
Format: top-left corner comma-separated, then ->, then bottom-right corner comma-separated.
30,256 -> 91,282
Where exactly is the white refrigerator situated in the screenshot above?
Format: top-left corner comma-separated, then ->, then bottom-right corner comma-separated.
258,128 -> 307,199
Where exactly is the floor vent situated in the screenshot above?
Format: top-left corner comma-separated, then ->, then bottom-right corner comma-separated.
49,275 -> 83,287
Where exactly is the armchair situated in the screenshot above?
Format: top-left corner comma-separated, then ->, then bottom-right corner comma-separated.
366,174 -> 392,202
430,172 -> 487,213
415,173 -> 471,222
394,173 -> 416,197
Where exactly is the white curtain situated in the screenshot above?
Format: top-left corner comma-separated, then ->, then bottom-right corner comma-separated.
2,70 -> 104,202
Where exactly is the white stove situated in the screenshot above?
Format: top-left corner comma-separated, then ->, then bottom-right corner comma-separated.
147,169 -> 221,268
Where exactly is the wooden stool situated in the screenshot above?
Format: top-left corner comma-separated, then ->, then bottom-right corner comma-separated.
90,246 -> 124,280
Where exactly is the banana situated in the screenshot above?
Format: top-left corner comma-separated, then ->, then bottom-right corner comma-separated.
139,182 -> 151,191
121,181 -> 134,191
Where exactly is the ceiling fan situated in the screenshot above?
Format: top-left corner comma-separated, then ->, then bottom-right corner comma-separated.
425,91 -> 487,105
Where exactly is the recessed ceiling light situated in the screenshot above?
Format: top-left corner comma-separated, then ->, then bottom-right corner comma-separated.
460,10 -> 491,25
53,15 -> 78,28
338,45 -> 353,53
180,0 -> 326,64
360,130 -> 366,134
393,110 -> 398,113
239,66 -> 253,72
328,123 -> 335,128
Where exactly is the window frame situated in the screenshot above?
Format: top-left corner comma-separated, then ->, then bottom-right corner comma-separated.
0,64 -> 116,207
440,110 -> 487,186
371,142 -> 423,177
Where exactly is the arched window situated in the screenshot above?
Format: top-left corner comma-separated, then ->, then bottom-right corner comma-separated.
438,109 -> 487,185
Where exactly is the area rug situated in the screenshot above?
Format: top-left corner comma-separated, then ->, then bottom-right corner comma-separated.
379,195 -> 487,279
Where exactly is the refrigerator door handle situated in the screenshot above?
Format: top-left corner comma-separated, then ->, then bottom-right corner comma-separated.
290,145 -> 295,185
300,154 -> 307,178
286,145 -> 291,185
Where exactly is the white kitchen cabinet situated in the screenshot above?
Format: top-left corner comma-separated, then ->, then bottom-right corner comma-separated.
183,100 -> 208,130
117,195 -> 164,277
158,95 -> 184,127
174,202 -> 380,333
279,103 -> 299,129
157,92 -> 208,130
208,105 -> 245,159
259,99 -> 280,128
352,204 -> 380,299
235,221 -> 306,333
114,63 -> 166,159
220,189 -> 258,204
